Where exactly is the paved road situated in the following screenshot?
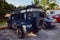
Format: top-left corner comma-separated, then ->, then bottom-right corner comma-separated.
0,23 -> 60,40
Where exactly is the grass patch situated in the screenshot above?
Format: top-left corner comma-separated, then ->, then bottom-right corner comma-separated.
0,21 -> 7,26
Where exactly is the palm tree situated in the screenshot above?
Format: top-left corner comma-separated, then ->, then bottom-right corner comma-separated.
33,0 -> 59,10
48,2 -> 59,10
33,0 -> 42,9
39,0 -> 49,9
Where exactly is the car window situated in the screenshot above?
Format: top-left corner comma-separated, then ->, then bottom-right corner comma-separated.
11,14 -> 19,20
32,12 -> 40,18
19,13 -> 24,20
19,13 -> 27,21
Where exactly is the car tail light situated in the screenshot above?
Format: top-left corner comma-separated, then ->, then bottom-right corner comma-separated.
52,19 -> 56,23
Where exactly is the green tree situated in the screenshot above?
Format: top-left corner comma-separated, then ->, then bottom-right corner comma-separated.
48,2 -> 58,10
17,6 -> 23,8
34,0 -> 39,5
33,0 -> 42,9
33,0 -> 59,10
0,0 -> 16,15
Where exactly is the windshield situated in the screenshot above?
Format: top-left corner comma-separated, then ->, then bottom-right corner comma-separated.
11,13 -> 26,22
11,11 -> 42,22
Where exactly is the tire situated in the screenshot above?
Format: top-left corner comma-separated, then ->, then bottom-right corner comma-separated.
44,23 -> 48,29
18,26 -> 25,39
18,30 -> 24,39
36,17 -> 44,30
32,29 -> 39,34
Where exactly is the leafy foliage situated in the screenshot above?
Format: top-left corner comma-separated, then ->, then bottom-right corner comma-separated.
34,0 -> 39,5
48,3 -> 57,10
0,0 -> 16,15
33,0 -> 59,10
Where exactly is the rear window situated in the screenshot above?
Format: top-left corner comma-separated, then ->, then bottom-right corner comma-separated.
32,12 -> 40,18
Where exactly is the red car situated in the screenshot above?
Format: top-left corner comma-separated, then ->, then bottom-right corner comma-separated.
52,14 -> 60,23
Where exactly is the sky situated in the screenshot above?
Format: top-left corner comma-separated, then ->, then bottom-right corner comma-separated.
5,0 -> 60,7
57,0 -> 60,6
5,0 -> 33,7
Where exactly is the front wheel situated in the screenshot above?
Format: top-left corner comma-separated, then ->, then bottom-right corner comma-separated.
36,17 -> 44,30
18,26 -> 25,39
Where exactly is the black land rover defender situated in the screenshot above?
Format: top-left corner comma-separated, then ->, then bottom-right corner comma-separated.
8,5 -> 45,39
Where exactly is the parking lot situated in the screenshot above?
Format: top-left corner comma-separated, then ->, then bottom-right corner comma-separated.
0,23 -> 60,40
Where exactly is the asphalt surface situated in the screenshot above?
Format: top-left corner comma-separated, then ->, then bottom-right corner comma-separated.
0,23 -> 60,40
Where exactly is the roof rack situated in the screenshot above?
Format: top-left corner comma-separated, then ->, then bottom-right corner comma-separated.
11,5 -> 42,14
20,5 -> 42,13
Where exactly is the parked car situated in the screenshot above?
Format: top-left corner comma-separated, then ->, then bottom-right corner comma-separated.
52,14 -> 60,23
7,5 -> 45,39
44,15 -> 56,29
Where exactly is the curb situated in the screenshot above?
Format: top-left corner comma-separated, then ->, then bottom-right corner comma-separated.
0,26 -> 8,30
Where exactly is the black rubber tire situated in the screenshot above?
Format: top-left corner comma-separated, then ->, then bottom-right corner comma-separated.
36,17 -> 44,30
32,29 -> 39,34
18,26 -> 25,39
18,30 -> 24,39
43,23 -> 48,29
